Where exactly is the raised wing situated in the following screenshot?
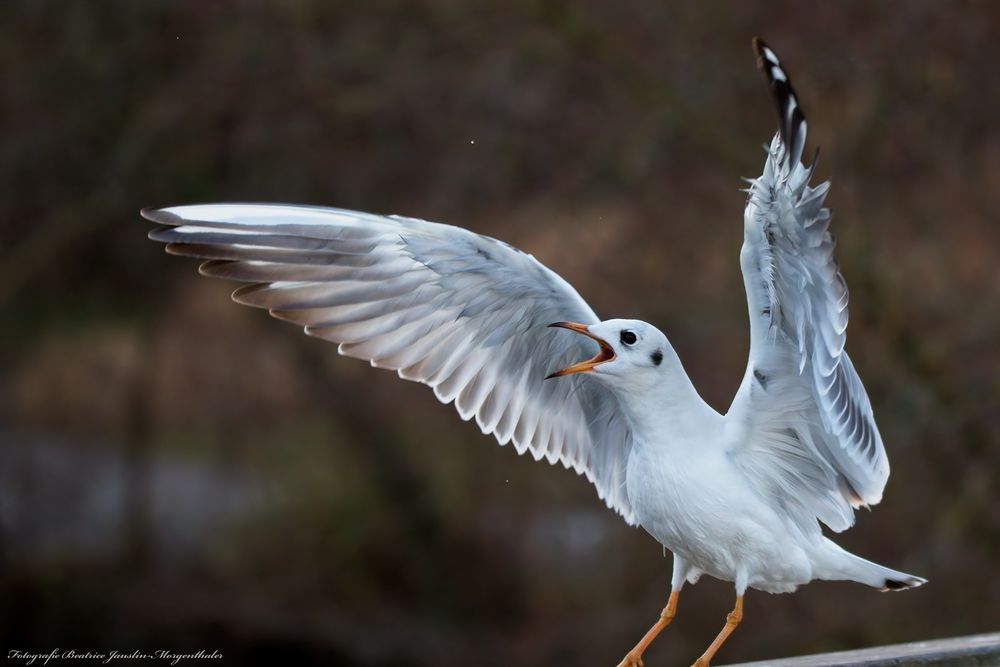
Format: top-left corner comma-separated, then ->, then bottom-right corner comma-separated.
143,203 -> 637,524
729,40 -> 889,533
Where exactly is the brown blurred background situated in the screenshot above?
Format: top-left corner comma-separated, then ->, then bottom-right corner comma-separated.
2,2 -> 998,665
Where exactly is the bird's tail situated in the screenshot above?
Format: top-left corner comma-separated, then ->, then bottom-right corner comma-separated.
818,538 -> 927,591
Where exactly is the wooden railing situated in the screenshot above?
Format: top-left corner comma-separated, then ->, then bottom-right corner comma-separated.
724,632 -> 1000,666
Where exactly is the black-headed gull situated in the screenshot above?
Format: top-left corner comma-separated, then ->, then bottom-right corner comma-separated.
143,38 -> 925,667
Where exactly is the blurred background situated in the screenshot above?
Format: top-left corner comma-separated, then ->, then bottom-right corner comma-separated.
2,2 -> 998,665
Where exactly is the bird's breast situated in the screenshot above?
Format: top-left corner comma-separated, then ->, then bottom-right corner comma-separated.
625,436 -> 783,581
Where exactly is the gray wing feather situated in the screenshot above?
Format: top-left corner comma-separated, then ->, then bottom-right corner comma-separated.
730,41 -> 889,533
143,203 -> 637,524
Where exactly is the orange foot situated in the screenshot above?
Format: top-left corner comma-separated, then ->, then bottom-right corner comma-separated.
616,591 -> 679,667
690,595 -> 744,667
616,651 -> 644,667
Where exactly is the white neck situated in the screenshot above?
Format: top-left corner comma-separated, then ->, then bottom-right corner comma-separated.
614,370 -> 723,446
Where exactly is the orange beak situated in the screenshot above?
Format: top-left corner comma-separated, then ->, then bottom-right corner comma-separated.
545,322 -> 616,379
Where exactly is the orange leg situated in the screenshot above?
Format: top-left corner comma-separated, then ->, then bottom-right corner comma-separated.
691,594 -> 744,667
616,590 -> 680,667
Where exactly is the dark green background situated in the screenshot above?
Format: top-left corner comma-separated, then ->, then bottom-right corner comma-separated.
2,2 -> 998,665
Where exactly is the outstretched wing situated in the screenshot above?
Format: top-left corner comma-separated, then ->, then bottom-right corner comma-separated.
728,39 -> 889,533
143,203 -> 637,524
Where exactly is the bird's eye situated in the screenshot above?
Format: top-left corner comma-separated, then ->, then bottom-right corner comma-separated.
620,330 -> 637,346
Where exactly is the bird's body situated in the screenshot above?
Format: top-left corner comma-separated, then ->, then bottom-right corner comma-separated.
628,422 -> 812,595
625,391 -> 903,596
143,39 -> 925,666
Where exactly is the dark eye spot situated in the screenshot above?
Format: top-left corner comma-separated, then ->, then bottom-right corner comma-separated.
620,330 -> 637,346
651,350 -> 663,366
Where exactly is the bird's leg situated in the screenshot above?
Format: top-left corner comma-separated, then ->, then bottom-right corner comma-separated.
691,594 -> 743,667
616,590 -> 680,667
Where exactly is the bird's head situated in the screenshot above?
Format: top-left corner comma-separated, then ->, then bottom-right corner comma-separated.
546,319 -> 675,392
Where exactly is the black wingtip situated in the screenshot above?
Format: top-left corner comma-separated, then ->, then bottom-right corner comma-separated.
752,37 -> 777,77
752,38 -> 807,166
883,576 -> 928,591
752,37 -> 783,85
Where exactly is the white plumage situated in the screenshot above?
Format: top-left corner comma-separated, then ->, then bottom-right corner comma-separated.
148,203 -> 637,523
143,38 -> 925,667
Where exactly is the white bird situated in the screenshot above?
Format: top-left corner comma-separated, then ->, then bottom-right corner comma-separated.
143,38 -> 926,667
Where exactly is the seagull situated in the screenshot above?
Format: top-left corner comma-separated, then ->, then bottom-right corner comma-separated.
142,38 -> 926,667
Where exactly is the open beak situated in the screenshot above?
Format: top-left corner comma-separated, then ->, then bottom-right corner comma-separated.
545,322 -> 616,379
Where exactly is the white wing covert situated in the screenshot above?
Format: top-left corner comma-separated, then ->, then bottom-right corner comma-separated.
143,203 -> 637,524
729,40 -> 889,533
